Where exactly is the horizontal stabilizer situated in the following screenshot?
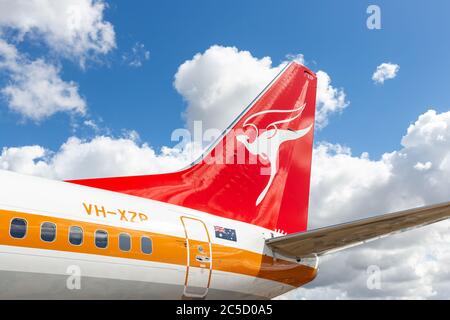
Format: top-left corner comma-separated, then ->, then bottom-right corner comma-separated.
266,201 -> 450,259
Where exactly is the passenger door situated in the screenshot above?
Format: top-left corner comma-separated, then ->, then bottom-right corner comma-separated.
180,217 -> 212,298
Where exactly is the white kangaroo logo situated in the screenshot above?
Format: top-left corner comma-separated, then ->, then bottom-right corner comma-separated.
236,80 -> 312,206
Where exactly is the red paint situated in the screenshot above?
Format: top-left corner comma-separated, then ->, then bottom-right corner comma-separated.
68,62 -> 317,234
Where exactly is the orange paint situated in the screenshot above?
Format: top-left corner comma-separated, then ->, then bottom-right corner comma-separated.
0,209 -> 316,287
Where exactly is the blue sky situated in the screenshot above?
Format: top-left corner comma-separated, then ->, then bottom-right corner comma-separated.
3,1 -> 450,299
2,0 -> 450,159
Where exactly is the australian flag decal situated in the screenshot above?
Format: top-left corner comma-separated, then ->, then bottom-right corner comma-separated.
214,226 -> 237,241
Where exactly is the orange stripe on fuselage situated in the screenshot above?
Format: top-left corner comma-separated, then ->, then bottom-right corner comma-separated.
0,209 -> 316,287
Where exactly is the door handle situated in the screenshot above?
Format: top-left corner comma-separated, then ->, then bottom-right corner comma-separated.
195,255 -> 211,263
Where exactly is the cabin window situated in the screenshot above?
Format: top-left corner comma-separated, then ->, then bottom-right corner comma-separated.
95,230 -> 108,248
10,218 -> 27,239
119,233 -> 131,252
141,236 -> 152,255
69,226 -> 83,246
40,222 -> 56,242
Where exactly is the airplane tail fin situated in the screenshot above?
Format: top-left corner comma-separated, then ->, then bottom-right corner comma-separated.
68,62 -> 317,234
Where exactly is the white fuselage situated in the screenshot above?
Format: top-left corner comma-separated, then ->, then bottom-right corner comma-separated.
0,169 -> 318,299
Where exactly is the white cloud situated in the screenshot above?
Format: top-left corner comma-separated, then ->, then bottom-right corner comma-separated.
0,39 -> 86,121
0,0 -> 113,120
0,145 -> 51,177
174,45 -> 281,132
282,108 -> 450,299
0,134 -> 200,180
174,45 -> 348,132
0,0 -> 115,63
372,62 -> 400,84
315,70 -> 348,129
122,42 -> 150,67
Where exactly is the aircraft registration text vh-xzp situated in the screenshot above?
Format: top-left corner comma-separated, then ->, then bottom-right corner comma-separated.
1,62 -> 450,299
82,202 -> 149,223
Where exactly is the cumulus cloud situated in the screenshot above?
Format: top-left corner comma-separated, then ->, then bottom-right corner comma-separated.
174,45 -> 348,132
0,39 -> 86,120
0,0 -> 116,120
0,145 -> 51,177
0,133 -> 201,180
372,62 -> 400,84
174,45 -> 281,132
281,109 -> 450,299
315,71 -> 348,129
0,0 -> 115,63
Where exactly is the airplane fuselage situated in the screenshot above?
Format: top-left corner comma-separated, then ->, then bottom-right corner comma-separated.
0,169 -> 318,299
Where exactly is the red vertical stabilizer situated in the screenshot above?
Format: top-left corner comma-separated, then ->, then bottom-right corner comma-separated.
68,62 -> 317,234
